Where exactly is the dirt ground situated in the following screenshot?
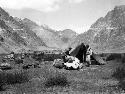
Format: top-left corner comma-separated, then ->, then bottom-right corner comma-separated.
0,55 -> 124,94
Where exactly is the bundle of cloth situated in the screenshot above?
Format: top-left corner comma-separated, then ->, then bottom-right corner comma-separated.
53,55 -> 83,70
63,55 -> 83,70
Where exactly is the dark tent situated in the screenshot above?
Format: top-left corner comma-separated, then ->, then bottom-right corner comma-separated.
91,52 -> 106,65
70,43 -> 86,63
70,43 -> 106,65
70,45 -> 81,57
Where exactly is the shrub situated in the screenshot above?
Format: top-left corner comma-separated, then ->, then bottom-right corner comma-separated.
106,54 -> 121,61
121,54 -> 125,63
118,80 -> 125,91
0,70 -> 29,90
44,73 -> 69,88
112,67 -> 125,80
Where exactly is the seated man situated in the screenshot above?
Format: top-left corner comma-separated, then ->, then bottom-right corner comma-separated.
64,47 -> 72,56
62,47 -> 72,63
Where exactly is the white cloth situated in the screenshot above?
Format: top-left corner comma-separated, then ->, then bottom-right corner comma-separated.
64,56 -> 80,69
86,55 -> 91,61
86,47 -> 92,63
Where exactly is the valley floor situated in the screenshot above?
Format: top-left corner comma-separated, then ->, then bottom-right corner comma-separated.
0,58 -> 124,94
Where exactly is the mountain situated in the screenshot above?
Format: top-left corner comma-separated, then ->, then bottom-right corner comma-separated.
21,18 -> 38,29
22,19 -> 64,49
0,7 -> 88,53
22,18 -> 78,49
0,7 -> 46,53
72,5 -> 125,52
57,29 -> 77,44
71,29 -> 94,48
4,8 -> 78,50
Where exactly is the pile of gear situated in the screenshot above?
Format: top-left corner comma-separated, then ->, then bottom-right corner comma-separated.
53,43 -> 106,70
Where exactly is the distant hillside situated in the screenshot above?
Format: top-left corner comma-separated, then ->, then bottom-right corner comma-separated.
22,18 -> 77,49
0,7 -> 46,53
58,29 -> 77,43
0,7 -> 79,53
72,5 -> 125,52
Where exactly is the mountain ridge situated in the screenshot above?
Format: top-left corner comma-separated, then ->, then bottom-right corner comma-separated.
71,5 -> 125,52
0,7 -> 47,53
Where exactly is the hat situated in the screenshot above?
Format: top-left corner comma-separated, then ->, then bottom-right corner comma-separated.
86,44 -> 89,49
68,47 -> 72,50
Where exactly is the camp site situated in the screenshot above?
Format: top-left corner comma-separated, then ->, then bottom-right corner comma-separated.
0,1 -> 125,94
0,43 -> 124,94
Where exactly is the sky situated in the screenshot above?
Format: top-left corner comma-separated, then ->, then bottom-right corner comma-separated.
0,0 -> 125,34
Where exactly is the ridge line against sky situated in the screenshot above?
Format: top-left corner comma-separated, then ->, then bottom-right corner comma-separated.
0,0 -> 125,34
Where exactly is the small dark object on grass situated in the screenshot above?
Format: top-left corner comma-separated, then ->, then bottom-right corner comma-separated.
53,59 -> 64,69
22,64 -> 33,69
34,63 -> 41,68
2,59 -> 6,63
53,63 -> 64,69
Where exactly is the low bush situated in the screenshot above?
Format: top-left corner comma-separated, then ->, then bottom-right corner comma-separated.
112,67 -> 125,80
0,70 -> 29,90
106,54 -> 121,61
112,67 -> 125,91
44,72 -> 69,88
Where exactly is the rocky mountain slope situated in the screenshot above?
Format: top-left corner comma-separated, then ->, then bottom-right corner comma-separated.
93,5 -> 125,51
0,7 -> 47,53
4,5 -> 125,53
22,18 -> 77,49
72,5 -> 125,52
0,7 -> 78,53
57,29 -> 77,45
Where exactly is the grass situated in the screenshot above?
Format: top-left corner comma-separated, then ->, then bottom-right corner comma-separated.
112,63 -> 125,91
0,70 -> 29,91
30,65 -> 70,88
10,66 -> 70,94
0,53 -> 124,93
